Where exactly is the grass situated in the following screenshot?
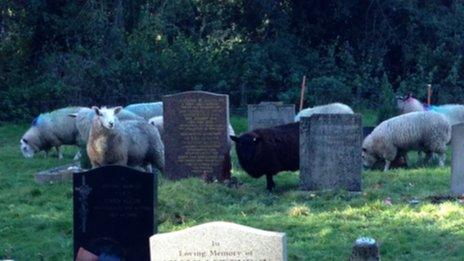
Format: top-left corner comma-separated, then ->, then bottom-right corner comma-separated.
1,116 -> 464,260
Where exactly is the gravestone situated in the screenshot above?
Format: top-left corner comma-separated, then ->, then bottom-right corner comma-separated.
149,221 -> 287,261
300,114 -> 362,191
35,163 -> 82,184
163,91 -> 230,181
73,165 -> 157,261
350,237 -> 380,261
451,123 -> 464,195
248,101 -> 295,130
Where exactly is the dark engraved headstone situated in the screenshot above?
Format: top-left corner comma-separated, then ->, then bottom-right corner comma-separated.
163,91 -> 230,181
300,114 -> 362,191
73,165 -> 156,261
247,102 -> 295,131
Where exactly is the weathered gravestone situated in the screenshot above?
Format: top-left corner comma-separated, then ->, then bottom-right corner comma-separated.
163,91 -> 231,181
73,165 -> 157,261
300,114 -> 362,191
451,123 -> 464,195
35,163 -> 82,184
248,102 -> 295,131
150,221 -> 287,261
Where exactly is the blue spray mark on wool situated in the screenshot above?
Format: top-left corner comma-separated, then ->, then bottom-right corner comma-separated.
31,115 -> 43,126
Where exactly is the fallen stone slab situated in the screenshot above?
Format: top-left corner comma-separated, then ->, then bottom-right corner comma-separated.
36,164 -> 83,184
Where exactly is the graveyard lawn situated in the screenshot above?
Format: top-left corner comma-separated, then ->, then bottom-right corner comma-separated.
1,118 -> 464,260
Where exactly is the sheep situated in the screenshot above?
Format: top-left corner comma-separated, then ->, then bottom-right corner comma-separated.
70,107 -> 144,146
396,93 -> 464,126
124,102 -> 163,120
396,93 -> 424,114
295,103 -> 354,121
362,111 -> 451,172
230,122 -> 299,191
87,106 -> 164,173
20,107 -> 84,159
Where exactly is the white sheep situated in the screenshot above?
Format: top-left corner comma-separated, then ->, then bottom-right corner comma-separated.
87,106 -> 164,173
295,103 -> 354,121
124,102 -> 163,120
396,94 -> 424,114
69,107 -> 144,146
20,107 -> 83,159
362,111 -> 451,171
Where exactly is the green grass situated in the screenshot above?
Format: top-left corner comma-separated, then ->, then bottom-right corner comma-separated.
1,118 -> 464,260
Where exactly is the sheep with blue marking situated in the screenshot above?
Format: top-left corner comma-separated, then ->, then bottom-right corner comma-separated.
124,102 -> 163,120
295,103 -> 354,121
20,107 -> 84,159
396,93 -> 464,126
87,106 -> 164,172
362,111 -> 451,171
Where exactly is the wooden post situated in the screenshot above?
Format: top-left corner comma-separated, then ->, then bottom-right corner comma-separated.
427,84 -> 432,106
299,75 -> 307,112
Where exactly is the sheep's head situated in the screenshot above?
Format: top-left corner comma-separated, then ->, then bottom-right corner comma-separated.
93,106 -> 122,130
20,137 -> 37,159
230,133 -> 262,162
361,135 -> 378,169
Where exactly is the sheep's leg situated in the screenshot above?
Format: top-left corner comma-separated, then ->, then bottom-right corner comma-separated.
438,153 -> 446,167
424,152 -> 433,165
56,146 -> 63,159
265,174 -> 275,191
146,164 -> 153,173
73,150 -> 81,161
383,160 -> 391,172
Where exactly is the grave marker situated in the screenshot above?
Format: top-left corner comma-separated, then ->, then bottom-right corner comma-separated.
300,114 -> 362,191
163,91 -> 231,181
73,165 -> 156,261
150,221 -> 287,261
451,123 -> 464,195
248,101 -> 295,130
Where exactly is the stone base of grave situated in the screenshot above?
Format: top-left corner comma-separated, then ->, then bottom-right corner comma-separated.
350,237 -> 380,261
36,164 -> 84,184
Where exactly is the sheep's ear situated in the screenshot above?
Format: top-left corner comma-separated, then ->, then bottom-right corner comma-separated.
230,136 -> 239,143
68,113 -> 77,118
92,106 -> 102,116
114,106 -> 123,115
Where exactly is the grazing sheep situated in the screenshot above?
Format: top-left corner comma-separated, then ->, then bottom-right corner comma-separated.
70,107 -> 143,146
230,122 -> 299,191
295,103 -> 354,121
87,106 -> 164,172
362,111 -> 451,171
20,107 -> 83,159
124,102 -> 163,120
396,93 -> 464,126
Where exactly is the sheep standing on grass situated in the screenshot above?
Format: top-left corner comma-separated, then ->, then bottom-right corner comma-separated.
362,111 -> 451,171
87,106 -> 164,173
20,107 -> 83,159
230,122 -> 299,191
124,102 -> 163,120
295,103 -> 354,121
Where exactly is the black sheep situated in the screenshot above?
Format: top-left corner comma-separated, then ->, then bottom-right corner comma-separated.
230,122 -> 299,191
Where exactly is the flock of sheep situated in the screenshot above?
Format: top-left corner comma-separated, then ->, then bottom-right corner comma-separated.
19,94 -> 464,191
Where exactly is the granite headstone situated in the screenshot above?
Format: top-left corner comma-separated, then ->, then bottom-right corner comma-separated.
163,91 -> 231,181
150,221 -> 287,261
73,165 -> 156,261
300,114 -> 362,191
248,102 -> 295,131
451,123 -> 464,195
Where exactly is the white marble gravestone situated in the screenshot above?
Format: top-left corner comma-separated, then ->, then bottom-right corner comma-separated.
150,221 -> 287,261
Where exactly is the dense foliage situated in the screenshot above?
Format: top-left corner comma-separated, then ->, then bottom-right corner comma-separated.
1,0 -> 464,121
